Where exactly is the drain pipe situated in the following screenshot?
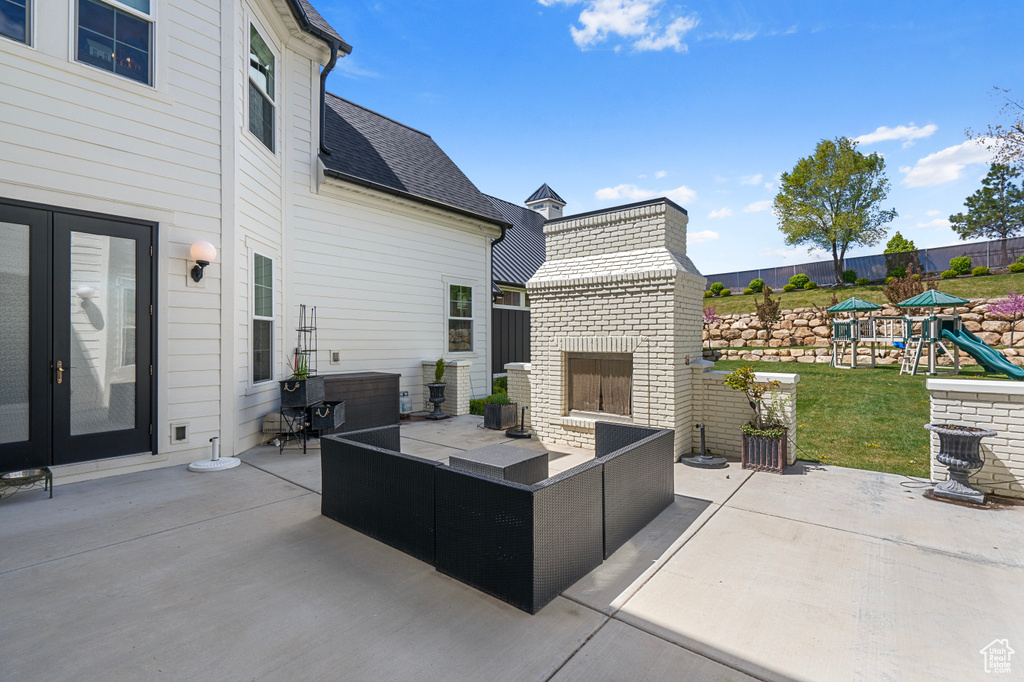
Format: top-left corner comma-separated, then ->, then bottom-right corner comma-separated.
188,436 -> 242,472
319,41 -> 341,156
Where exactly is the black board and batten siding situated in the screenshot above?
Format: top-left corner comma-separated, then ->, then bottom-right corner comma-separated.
492,308 -> 530,375
322,372 -> 400,433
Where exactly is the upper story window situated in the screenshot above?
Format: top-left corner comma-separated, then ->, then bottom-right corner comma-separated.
76,0 -> 153,85
248,24 -> 275,152
0,0 -> 30,44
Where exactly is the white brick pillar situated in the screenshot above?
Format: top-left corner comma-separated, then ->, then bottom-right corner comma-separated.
421,359 -> 473,416
505,362 -> 532,431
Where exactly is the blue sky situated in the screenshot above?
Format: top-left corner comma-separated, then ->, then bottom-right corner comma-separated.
316,1 -> 1024,275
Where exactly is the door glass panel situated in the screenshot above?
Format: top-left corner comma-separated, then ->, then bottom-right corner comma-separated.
70,232 -> 136,435
0,221 -> 29,444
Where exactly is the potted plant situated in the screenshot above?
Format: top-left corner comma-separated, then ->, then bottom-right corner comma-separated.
425,357 -> 448,420
280,353 -> 325,407
724,366 -> 789,473
483,392 -> 518,430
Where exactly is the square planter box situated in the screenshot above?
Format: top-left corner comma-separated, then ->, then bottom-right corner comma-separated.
311,400 -> 346,432
741,433 -> 787,473
484,402 -> 518,430
280,375 -> 325,408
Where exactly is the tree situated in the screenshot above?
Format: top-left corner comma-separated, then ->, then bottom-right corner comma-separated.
754,286 -> 781,339
967,87 -> 1024,173
949,164 -> 1024,264
988,290 -> 1024,347
774,137 -> 898,284
883,231 -> 918,276
702,306 -> 720,349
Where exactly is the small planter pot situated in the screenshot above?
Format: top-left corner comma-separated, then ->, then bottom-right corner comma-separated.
925,422 -> 997,503
426,383 -> 448,420
484,402 -> 518,430
280,375 -> 325,408
741,433 -> 787,473
311,401 -> 346,432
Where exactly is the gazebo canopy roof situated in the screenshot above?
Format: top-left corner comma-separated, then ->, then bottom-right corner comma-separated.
826,297 -> 883,313
897,290 -> 970,308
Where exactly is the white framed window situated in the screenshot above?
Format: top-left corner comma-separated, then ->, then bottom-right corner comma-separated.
75,0 -> 154,85
447,283 -> 473,353
252,252 -> 274,383
0,0 -> 30,45
248,22 -> 275,152
494,286 -> 529,310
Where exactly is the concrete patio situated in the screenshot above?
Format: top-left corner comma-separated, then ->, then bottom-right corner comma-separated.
2,416 -> 1022,681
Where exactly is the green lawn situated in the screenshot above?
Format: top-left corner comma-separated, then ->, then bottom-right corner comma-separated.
704,272 -> 1024,316
712,360 -> 999,478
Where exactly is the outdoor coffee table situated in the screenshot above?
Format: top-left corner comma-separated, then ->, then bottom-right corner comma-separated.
449,445 -> 549,485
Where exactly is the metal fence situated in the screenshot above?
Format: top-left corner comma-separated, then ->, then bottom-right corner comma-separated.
704,236 -> 1024,291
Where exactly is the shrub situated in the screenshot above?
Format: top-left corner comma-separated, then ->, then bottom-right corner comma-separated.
755,286 -> 782,338
883,264 -> 930,306
710,282 -> 725,295
885,276 -> 895,284
888,266 -> 906,279
783,283 -> 796,292
720,289 -> 732,297
1010,263 -> 1024,273
743,288 -> 754,295
469,398 -> 485,415
941,269 -> 958,279
748,278 -> 765,293
493,376 -> 507,393
804,281 -> 817,290
855,277 -> 870,286
842,269 -> 857,284
949,256 -> 972,275
704,291 -> 713,298
485,392 -> 510,405
1017,254 -> 1024,265
972,266 -> 990,276
789,273 -> 810,289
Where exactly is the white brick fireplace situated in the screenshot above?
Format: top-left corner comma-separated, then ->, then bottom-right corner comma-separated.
525,199 -> 707,457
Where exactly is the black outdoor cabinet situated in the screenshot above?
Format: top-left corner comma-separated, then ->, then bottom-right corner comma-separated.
322,372 -> 400,433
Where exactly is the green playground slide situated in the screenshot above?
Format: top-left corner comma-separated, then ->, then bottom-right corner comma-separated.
941,329 -> 1024,380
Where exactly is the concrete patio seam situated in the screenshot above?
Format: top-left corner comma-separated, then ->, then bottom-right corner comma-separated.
541,612 -> 612,681
724,503 -> 1024,570
0,490 -> 314,577
240,459 -> 323,494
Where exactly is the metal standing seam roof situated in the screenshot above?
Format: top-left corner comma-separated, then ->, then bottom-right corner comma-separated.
826,297 -> 883,313
525,184 -> 565,205
320,94 -> 507,227
487,196 -> 547,287
897,290 -> 971,308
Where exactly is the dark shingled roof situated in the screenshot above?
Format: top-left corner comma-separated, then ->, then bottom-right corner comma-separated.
487,195 -> 546,287
286,0 -> 351,51
525,183 -> 565,205
320,94 -> 506,226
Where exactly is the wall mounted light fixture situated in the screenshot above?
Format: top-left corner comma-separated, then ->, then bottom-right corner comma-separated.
189,241 -> 217,283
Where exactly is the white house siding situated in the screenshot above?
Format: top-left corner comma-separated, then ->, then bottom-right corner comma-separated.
0,0 -> 224,477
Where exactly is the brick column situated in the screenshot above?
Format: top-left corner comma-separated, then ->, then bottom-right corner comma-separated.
421,359 -> 472,416
505,362 -> 532,431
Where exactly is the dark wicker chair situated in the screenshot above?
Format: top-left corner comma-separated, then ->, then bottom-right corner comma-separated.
321,425 -> 440,564
594,422 -> 676,558
434,458 -> 605,614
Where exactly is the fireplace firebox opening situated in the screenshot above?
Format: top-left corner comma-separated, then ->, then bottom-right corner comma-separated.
567,353 -> 632,416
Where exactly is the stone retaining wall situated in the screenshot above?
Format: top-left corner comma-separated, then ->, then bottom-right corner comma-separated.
704,297 -> 1024,367
927,379 -> 1024,499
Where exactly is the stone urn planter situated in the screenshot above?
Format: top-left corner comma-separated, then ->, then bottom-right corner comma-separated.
925,422 -> 997,503
425,383 -> 448,420
741,433 -> 787,473
484,402 -> 518,430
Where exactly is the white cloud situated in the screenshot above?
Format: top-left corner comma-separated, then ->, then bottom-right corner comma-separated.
699,30 -> 757,41
594,182 -> 696,205
655,170 -> 667,178
926,210 -> 941,216
901,138 -> 998,187
758,246 -> 830,264
914,218 -> 951,229
688,229 -> 719,244
854,123 -> 938,148
708,207 -> 733,219
744,200 -> 772,213
542,0 -> 699,52
738,173 -> 763,185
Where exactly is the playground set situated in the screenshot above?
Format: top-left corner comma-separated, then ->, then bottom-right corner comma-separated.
828,292 -> 1024,380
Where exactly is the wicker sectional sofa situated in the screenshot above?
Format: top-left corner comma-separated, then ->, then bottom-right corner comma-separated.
321,422 -> 675,614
